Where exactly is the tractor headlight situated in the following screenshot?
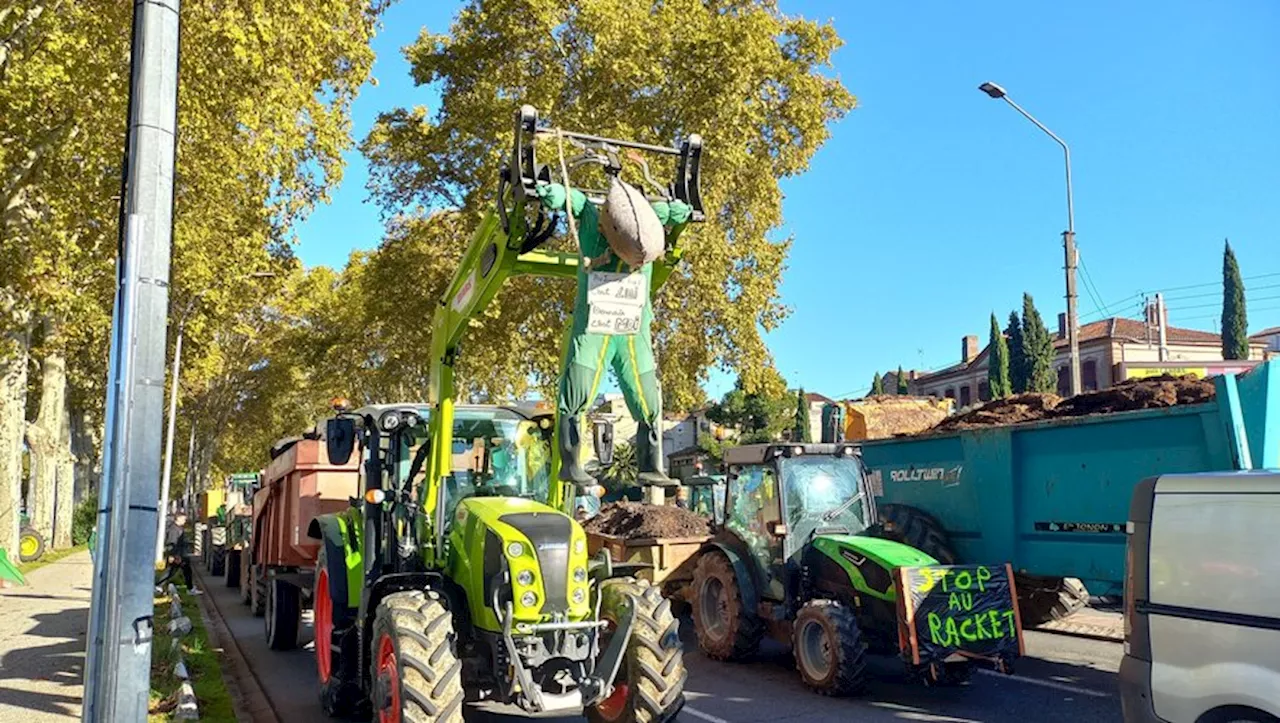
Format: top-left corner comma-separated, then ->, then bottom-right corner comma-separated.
574,539 -> 585,554
517,570 -> 535,587
573,588 -> 586,604
521,591 -> 538,608
379,412 -> 400,431
507,541 -> 525,558
574,567 -> 587,583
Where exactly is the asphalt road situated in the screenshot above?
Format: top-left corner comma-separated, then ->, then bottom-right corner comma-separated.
197,565 -> 1123,723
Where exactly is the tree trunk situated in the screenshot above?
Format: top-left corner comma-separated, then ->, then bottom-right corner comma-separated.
0,313 -> 31,557
53,396 -> 74,547
70,406 -> 100,505
25,323 -> 68,546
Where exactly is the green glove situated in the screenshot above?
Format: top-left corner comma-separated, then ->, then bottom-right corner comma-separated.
652,200 -> 692,227
535,183 -> 587,216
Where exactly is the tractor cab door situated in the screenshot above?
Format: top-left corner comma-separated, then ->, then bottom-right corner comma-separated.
725,464 -> 787,601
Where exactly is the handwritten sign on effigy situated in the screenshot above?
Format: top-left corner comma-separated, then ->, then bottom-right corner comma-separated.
894,563 -> 1024,666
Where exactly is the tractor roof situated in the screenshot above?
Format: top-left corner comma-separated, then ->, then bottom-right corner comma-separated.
723,443 -> 860,466
350,402 -> 551,422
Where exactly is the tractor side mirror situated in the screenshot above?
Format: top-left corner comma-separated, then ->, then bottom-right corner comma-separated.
326,417 -> 356,465
593,419 -> 615,466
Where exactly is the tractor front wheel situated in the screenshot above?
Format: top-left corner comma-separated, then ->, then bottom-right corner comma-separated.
370,591 -> 464,723
18,526 -> 44,563
692,552 -> 763,661
792,599 -> 867,696
586,578 -> 686,723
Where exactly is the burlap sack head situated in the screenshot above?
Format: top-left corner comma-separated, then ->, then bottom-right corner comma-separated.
600,176 -> 665,267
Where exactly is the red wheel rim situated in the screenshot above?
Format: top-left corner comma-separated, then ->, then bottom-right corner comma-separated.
597,682 -> 629,721
377,633 -> 401,723
315,569 -> 332,683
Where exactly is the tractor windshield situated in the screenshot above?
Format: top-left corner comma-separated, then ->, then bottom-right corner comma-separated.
440,409 -> 553,517
780,456 -> 869,545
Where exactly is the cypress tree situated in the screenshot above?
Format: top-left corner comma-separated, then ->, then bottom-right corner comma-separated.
1006,310 -> 1026,393
988,312 -> 1012,399
793,388 -> 812,442
896,365 -> 909,395
1022,293 -> 1057,393
871,372 -> 885,395
1222,240 -> 1249,360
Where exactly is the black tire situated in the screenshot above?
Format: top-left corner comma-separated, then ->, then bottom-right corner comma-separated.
316,546 -> 362,718
224,550 -> 241,588
876,504 -> 956,564
18,526 -> 45,563
792,599 -> 868,696
1016,575 -> 1088,626
251,565 -> 267,616
210,546 -> 226,577
266,577 -> 301,650
240,557 -> 253,605
691,551 -> 764,661
586,578 -> 686,723
914,660 -> 973,687
370,591 -> 464,723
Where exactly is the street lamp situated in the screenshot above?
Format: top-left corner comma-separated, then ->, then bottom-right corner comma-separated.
156,271 -> 276,563
978,81 -> 1081,396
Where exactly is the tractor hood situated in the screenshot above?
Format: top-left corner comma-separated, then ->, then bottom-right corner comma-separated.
809,534 -> 939,603
449,497 -> 592,631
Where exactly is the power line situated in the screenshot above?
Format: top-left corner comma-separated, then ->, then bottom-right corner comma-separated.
1076,249 -> 1110,318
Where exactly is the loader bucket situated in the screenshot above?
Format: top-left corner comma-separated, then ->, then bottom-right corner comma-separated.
0,547 -> 26,586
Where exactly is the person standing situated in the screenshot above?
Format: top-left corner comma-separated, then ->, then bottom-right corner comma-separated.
156,512 -> 200,595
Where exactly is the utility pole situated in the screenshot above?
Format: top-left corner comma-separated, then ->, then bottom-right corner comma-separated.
84,0 -> 181,720
980,82 -> 1082,395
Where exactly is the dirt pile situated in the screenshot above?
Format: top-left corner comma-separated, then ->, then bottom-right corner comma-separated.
928,393 -> 1061,433
583,501 -> 711,539
922,374 -> 1216,434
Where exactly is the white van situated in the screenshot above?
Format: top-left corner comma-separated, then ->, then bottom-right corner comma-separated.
1121,472 -> 1280,723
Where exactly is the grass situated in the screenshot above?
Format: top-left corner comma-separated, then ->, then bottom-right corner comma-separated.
16,543 -> 88,574
148,587 -> 237,722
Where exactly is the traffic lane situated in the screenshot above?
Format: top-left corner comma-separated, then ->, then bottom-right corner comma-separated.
680,629 -> 1122,723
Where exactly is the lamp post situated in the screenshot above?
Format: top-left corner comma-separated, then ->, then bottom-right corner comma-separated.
979,81 -> 1081,396
155,271 -> 275,563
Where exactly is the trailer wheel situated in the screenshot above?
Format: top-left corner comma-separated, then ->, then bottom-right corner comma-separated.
252,563 -> 270,614
18,526 -> 45,563
692,552 -> 764,661
370,591 -> 464,723
792,599 -> 867,696
224,550 -> 241,588
266,577 -> 301,650
210,546 -> 226,577
1015,575 -> 1088,625
586,578 -> 686,723
240,559 -> 253,605
876,504 -> 957,564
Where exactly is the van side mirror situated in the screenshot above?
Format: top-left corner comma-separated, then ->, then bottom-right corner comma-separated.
593,419 -> 615,466
326,417 -> 356,465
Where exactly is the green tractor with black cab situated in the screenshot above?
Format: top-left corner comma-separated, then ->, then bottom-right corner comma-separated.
689,442 -> 1021,694
303,106 -> 704,723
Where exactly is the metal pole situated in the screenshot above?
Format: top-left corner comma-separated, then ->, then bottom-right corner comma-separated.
999,95 -> 1081,395
155,319 -> 184,563
1156,292 -> 1169,362
83,0 -> 181,719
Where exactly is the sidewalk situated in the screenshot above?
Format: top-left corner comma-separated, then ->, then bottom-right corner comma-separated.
0,551 -> 93,722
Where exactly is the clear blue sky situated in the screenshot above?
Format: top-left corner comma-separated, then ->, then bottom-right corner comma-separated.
294,0 -> 1280,401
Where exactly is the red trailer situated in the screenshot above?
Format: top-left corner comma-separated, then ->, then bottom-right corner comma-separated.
243,434 -> 359,650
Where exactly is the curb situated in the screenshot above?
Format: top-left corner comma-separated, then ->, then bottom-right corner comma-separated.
193,565 -> 282,723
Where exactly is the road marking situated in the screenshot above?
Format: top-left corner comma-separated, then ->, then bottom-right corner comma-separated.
683,705 -> 735,723
977,669 -> 1111,698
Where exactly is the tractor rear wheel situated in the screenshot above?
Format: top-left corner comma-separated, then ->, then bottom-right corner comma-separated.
1015,575 -> 1088,625
586,578 -> 686,723
266,577 -> 300,650
692,551 -> 764,661
792,599 -> 867,696
18,526 -> 44,563
370,590 -> 464,723
876,504 -> 956,564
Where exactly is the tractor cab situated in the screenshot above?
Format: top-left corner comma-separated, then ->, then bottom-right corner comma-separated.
686,474 -> 726,524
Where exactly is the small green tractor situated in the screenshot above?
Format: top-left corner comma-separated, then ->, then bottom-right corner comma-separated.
303,106 -> 703,723
19,508 -> 45,563
687,442 -> 1016,693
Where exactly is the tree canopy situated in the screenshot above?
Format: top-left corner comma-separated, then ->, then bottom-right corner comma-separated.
1006,310 -> 1026,394
705,369 -> 792,444
1222,240 -> 1248,360
1021,294 -> 1057,394
870,372 -> 884,396
987,312 -> 1011,399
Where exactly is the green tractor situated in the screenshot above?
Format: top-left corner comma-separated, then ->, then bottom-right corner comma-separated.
689,443 -> 1018,693
19,508 -> 45,563
304,106 -> 704,723
684,474 -> 725,524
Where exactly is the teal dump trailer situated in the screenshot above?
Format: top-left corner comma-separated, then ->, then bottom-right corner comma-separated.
859,361 -> 1278,623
